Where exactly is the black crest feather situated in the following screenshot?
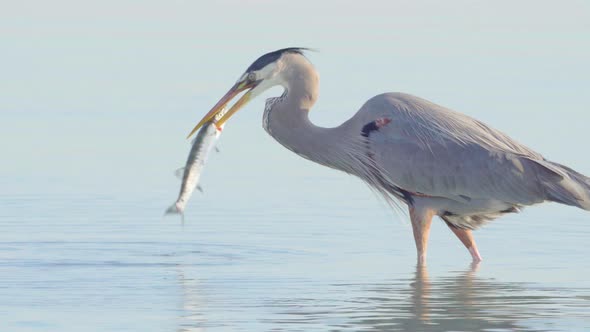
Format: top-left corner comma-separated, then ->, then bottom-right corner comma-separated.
246,47 -> 313,72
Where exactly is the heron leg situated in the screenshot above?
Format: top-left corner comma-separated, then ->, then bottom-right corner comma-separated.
445,223 -> 483,262
409,206 -> 434,266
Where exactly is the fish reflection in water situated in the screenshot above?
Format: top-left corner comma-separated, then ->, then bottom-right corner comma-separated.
176,266 -> 207,332
266,264 -> 590,332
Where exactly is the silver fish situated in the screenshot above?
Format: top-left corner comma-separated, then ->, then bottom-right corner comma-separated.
166,114 -> 226,216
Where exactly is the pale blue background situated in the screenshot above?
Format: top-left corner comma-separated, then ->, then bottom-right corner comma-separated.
2,1 -> 590,331
3,0 -> 589,199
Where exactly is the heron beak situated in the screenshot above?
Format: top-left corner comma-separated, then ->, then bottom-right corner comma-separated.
186,80 -> 258,139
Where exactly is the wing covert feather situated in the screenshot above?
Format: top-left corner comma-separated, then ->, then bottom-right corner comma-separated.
362,93 -> 547,205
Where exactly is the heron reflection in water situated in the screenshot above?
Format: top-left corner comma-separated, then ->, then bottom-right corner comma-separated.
266,264 -> 584,332
189,48 -> 590,264
354,265 -> 564,332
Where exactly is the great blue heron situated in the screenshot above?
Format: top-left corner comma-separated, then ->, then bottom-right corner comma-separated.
188,48 -> 590,265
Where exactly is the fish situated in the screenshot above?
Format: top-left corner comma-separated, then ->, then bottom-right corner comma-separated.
165,109 -> 226,217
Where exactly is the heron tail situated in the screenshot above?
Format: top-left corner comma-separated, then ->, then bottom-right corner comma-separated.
542,161 -> 590,210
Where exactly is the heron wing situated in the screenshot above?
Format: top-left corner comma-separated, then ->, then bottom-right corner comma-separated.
365,93 -> 555,205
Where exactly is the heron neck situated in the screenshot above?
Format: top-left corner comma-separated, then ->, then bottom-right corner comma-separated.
264,87 -> 352,171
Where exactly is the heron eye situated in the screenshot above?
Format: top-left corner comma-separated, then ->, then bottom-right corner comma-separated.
247,72 -> 257,82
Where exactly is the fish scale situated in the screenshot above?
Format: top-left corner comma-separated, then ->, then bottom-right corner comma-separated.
165,108 -> 227,217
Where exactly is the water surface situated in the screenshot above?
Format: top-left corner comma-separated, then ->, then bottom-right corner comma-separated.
2,185 -> 589,331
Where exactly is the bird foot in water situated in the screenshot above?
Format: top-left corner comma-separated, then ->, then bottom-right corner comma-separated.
469,246 -> 483,263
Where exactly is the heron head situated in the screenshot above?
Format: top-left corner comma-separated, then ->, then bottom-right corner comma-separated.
186,48 -> 311,138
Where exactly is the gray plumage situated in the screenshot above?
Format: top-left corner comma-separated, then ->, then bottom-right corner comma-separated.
201,48 -> 590,263
362,93 -> 590,228
257,52 -> 590,230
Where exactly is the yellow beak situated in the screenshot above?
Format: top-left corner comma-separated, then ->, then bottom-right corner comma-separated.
186,80 -> 257,139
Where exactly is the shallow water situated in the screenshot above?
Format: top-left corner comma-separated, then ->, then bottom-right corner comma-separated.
2,182 -> 590,331
2,0 -> 590,330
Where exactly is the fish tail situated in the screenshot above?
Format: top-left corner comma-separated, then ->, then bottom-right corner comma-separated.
164,202 -> 184,216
